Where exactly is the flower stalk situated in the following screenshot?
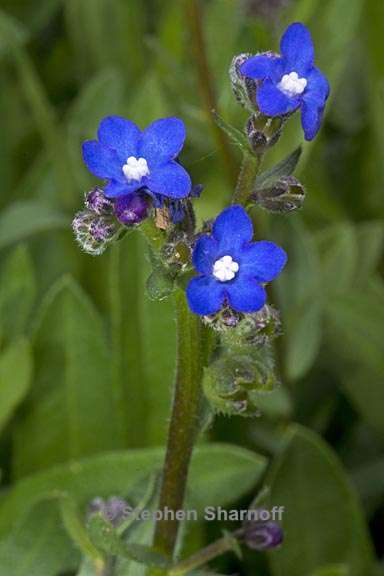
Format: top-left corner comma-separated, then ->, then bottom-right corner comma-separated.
232,152 -> 263,206
169,531 -> 241,575
152,289 -> 203,561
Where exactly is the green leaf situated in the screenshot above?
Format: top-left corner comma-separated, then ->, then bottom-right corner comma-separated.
12,276 -> 123,477
267,425 -> 374,576
0,9 -> 28,55
316,223 -> 358,295
0,500 -> 77,576
355,221 -> 384,282
255,147 -> 302,189
212,111 -> 249,152
0,444 -> 266,536
0,339 -> 32,434
274,217 -> 322,381
0,201 -> 68,251
310,565 -> 349,576
326,281 -> 384,435
0,245 -> 36,343
87,514 -> 169,569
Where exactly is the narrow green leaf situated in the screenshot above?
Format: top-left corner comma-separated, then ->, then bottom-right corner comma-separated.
0,10 -> 76,207
316,223 -> 358,295
274,217 -> 323,381
0,339 -> 32,433
0,245 -> 36,342
0,201 -> 68,251
212,111 -> 250,152
12,276 -> 123,477
255,147 -> 302,189
59,495 -> 105,567
267,425 -> 374,576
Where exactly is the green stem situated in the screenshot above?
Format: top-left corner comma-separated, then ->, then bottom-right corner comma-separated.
232,153 -> 262,206
152,290 -> 203,560
185,0 -> 237,186
169,533 -> 238,575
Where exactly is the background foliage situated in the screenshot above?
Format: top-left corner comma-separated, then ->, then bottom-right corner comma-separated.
0,0 -> 383,575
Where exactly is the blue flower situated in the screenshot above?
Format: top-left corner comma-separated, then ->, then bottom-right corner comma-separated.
82,116 -> 192,199
240,22 -> 330,141
186,205 -> 287,315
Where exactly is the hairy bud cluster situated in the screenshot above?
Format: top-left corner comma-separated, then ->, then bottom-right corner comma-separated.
203,305 -> 281,347
72,210 -> 119,256
203,345 -> 278,417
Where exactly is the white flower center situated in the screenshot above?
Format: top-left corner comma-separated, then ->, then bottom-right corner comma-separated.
213,255 -> 239,282
277,71 -> 307,97
122,157 -> 150,182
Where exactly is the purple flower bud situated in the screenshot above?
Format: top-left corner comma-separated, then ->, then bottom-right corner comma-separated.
88,496 -> 130,528
85,187 -> 114,215
244,520 -> 283,550
72,210 -> 118,256
114,193 -> 149,226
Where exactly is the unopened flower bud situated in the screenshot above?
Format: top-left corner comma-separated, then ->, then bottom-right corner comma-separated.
243,516 -> 283,550
114,193 -> 149,227
252,175 -> 305,213
72,210 -> 118,256
85,187 -> 114,215
87,496 -> 130,528
229,53 -> 258,111
246,113 -> 285,153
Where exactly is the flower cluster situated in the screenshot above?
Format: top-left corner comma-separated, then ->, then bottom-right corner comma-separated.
72,21 -> 329,318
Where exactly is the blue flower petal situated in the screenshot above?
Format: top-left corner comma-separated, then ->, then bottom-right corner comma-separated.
257,79 -> 301,117
280,22 -> 314,74
97,116 -> 141,161
301,101 -> 325,141
104,179 -> 140,198
240,241 -> 287,281
186,276 -> 225,315
82,140 -> 124,181
226,277 -> 266,313
147,161 -> 191,199
213,205 -> 253,251
139,117 -> 186,168
240,53 -> 284,82
192,235 -> 219,275
303,66 -> 330,107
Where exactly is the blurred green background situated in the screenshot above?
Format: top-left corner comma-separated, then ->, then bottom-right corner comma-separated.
0,0 -> 383,575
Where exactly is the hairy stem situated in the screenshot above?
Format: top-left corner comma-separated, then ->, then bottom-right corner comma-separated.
185,0 -> 237,186
152,290 -> 203,560
232,153 -> 262,206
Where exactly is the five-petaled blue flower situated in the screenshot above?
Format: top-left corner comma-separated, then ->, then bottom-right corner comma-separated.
240,22 -> 330,141
82,116 -> 192,199
186,205 -> 287,315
